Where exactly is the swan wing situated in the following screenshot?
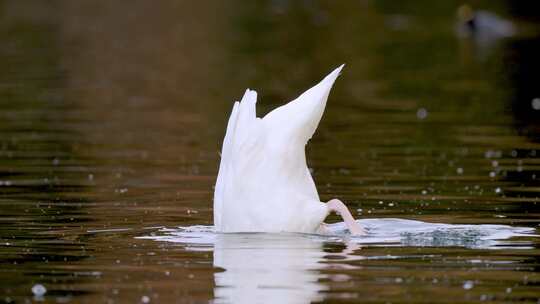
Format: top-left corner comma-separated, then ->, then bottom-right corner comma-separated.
230,89 -> 264,169
214,89 -> 263,229
213,101 -> 239,229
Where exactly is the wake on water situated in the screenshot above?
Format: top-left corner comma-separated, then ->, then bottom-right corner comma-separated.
138,218 -> 538,250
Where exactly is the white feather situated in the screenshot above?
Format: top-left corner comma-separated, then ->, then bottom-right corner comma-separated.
214,65 -> 344,233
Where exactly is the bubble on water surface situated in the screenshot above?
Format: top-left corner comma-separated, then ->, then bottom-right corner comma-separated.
416,108 -> 428,120
462,280 -> 474,290
32,284 -> 46,296
485,150 -> 503,158
0,180 -> 12,186
532,98 -> 540,110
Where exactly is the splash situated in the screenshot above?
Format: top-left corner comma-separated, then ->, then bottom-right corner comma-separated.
137,219 -> 537,304
138,218 -> 537,250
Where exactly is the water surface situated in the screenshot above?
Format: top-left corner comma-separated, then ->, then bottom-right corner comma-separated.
1,1 -> 540,303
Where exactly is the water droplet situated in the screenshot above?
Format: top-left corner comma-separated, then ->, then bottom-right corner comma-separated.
378,201 -> 384,205
141,295 -> 150,303
115,188 -> 128,194
339,168 -> 350,175
330,274 -> 351,282
532,98 -> 540,110
506,287 -> 512,293
416,108 -> 428,120
456,167 -> 464,174
484,149 -> 501,158
495,187 -> 502,194
32,284 -> 47,296
422,190 -> 427,195
489,171 -> 496,178
463,280 -> 474,290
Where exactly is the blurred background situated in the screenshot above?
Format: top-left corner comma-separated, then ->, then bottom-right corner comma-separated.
1,0 -> 539,303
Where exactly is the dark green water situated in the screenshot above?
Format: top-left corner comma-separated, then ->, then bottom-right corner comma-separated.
1,1 -> 539,303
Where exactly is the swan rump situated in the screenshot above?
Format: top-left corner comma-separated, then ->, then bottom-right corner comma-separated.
214,65 -> 344,233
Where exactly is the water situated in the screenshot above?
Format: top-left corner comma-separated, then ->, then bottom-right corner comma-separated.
142,220 -> 536,250
140,221 -> 536,303
1,1 -> 540,303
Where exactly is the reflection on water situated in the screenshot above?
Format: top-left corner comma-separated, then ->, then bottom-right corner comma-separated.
141,219 -> 536,303
1,0 -> 540,303
140,228 -> 328,304
213,234 -> 326,304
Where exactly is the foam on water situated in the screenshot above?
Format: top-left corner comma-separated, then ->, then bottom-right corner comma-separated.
138,218 -> 537,250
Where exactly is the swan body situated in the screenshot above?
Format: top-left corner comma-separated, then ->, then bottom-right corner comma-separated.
213,65 -> 362,234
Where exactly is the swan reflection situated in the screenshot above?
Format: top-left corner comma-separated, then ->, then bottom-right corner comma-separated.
138,219 -> 535,303
212,233 -> 330,304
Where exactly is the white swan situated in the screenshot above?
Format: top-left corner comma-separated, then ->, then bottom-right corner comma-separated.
213,65 -> 364,235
